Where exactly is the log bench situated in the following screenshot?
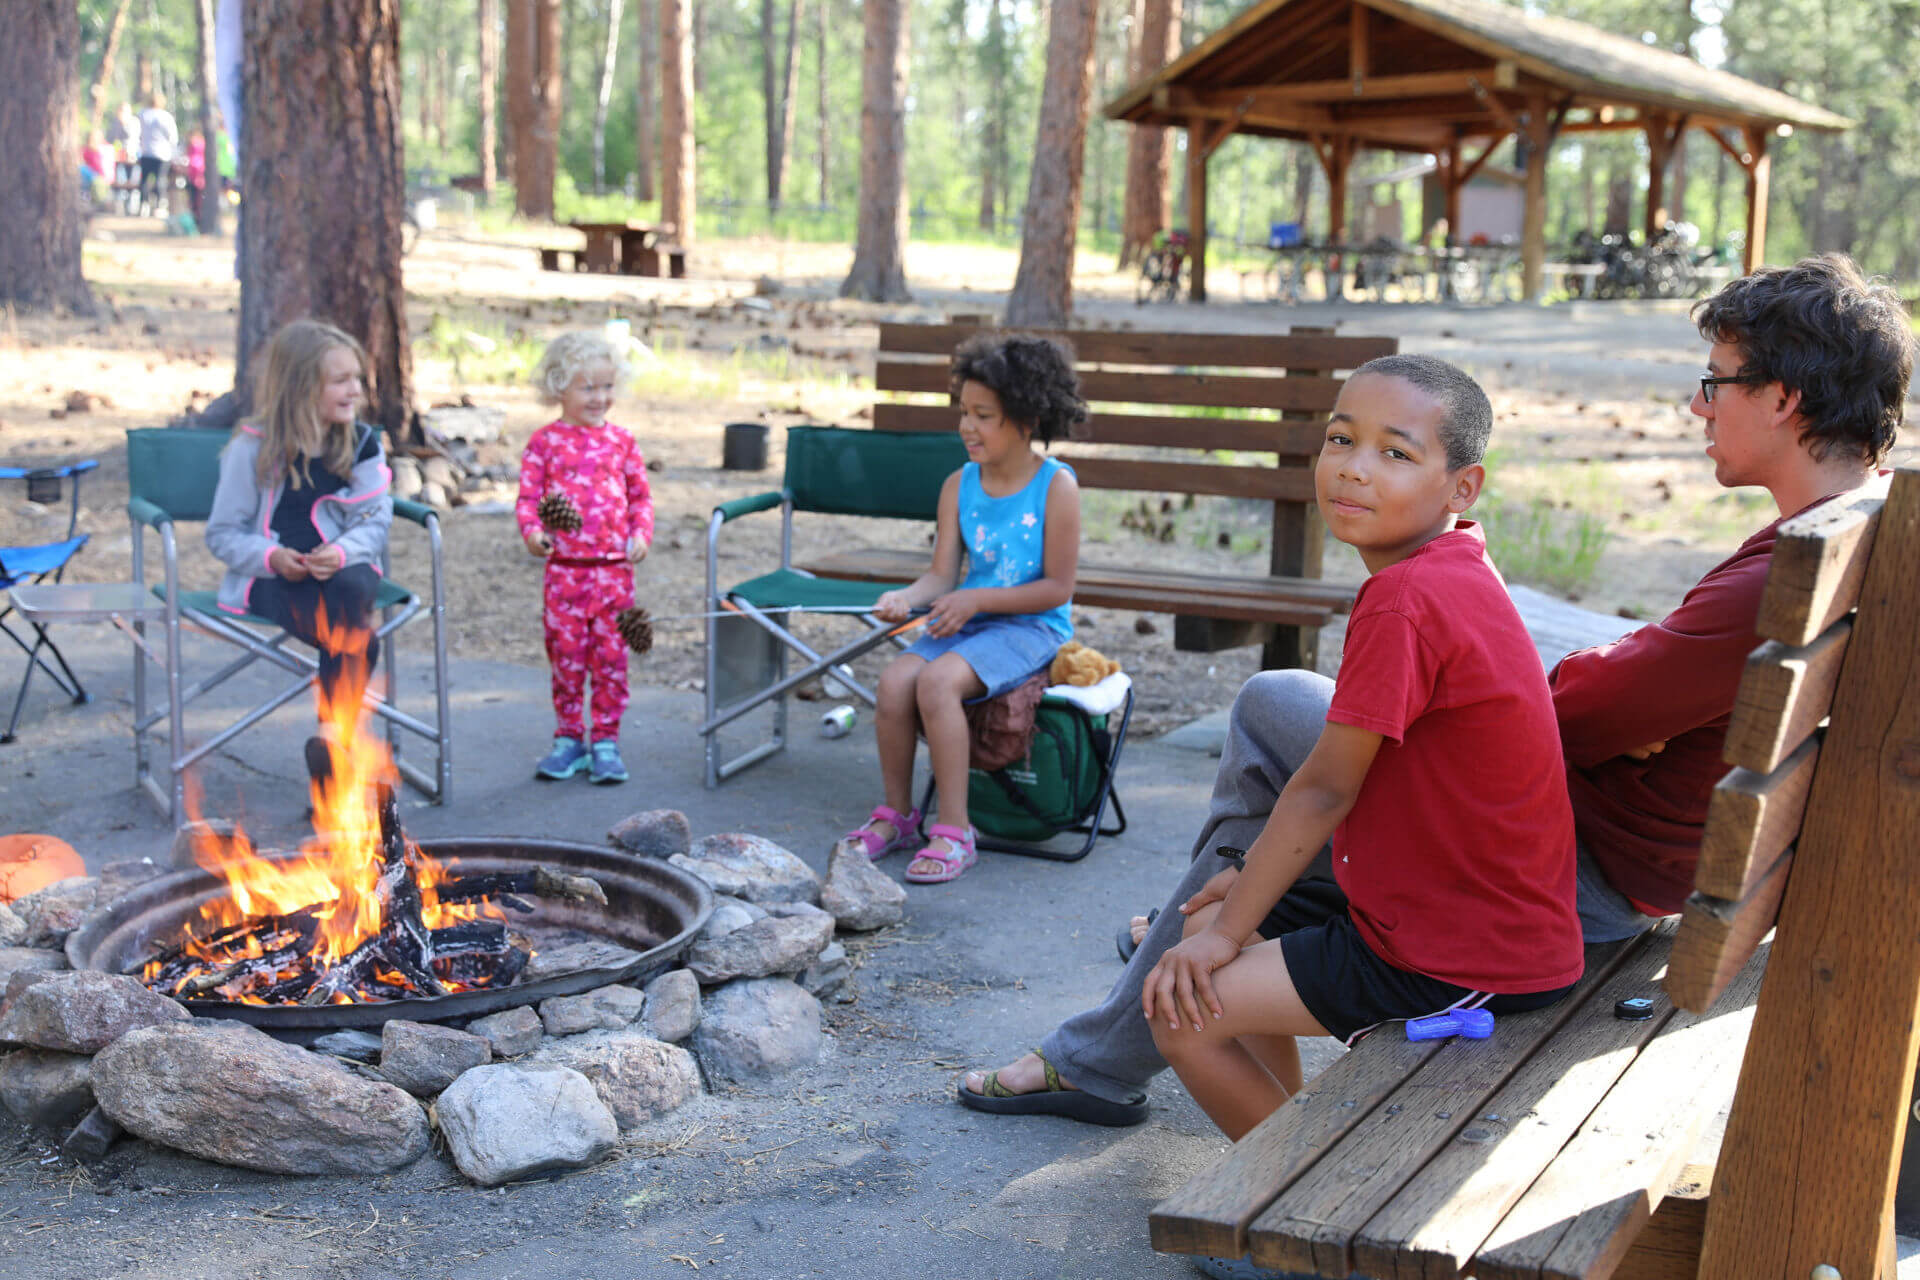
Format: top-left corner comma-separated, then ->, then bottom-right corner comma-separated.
538,246 -> 581,273
799,323 -> 1397,671
1148,468 -> 1920,1279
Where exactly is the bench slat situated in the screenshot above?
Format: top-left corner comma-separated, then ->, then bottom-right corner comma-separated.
876,359 -> 1347,413
1060,454 -> 1319,503
1753,475 -> 1888,646
1227,937 -> 1644,1276
1694,735 -> 1820,901
1668,841 -> 1793,1014
878,322 -> 1398,370
1474,943 -> 1765,1280
1721,623 -> 1851,775
870,401 -> 1329,455
1352,926 -> 1693,1279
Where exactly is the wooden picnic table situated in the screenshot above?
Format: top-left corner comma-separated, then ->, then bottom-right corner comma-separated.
566,220 -> 679,276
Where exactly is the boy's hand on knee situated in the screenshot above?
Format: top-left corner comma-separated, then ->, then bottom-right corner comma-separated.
1181,866 -> 1241,916
1143,931 -> 1238,1032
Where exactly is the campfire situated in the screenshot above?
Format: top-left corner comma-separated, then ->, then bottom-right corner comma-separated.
136,616 -> 606,1007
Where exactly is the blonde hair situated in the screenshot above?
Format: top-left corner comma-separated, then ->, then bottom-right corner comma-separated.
531,330 -> 630,404
247,320 -> 368,487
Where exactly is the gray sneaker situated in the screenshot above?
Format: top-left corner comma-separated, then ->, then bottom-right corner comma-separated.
535,736 -> 589,780
589,739 -> 629,784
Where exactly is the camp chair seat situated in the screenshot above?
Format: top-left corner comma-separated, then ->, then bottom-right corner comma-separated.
0,460 -> 99,743
725,571 -> 890,613
1,537 -> 89,581
162,579 -> 417,623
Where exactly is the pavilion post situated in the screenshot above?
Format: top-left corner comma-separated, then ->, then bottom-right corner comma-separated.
1741,124 -> 1771,272
1442,137 -> 1461,245
1521,92 -> 1549,301
1644,113 -> 1687,239
1186,121 -> 1208,302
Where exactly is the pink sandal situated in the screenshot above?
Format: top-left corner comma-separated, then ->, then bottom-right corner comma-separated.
905,824 -> 978,884
837,804 -> 922,862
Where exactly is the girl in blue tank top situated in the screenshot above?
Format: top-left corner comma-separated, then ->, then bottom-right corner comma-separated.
832,334 -> 1088,886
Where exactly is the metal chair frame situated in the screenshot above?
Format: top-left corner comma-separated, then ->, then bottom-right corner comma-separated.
0,460 -> 99,743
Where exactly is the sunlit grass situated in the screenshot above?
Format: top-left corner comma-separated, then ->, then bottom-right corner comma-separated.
1477,447 -> 1615,592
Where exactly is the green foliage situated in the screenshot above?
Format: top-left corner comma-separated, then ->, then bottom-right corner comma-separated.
1477,448 -> 1615,591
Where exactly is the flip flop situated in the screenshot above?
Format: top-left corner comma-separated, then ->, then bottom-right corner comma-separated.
956,1051 -> 1149,1127
1115,907 -> 1160,963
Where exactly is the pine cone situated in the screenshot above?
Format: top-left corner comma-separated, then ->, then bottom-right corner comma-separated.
538,490 -> 583,533
615,606 -> 654,656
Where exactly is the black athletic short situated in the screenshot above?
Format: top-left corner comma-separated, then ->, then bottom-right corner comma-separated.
1259,875 -> 1577,1046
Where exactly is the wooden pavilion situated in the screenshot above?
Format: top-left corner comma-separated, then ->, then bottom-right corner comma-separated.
1103,0 -> 1851,302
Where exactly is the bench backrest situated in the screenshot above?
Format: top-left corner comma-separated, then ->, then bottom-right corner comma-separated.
126,427 -> 230,522
783,424 -> 966,521
1666,467 -> 1919,1275
873,323 -> 1397,575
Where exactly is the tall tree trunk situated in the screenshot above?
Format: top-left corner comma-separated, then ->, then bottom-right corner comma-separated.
593,0 -> 625,193
660,0 -> 695,241
193,0 -> 224,236
88,0 -> 135,128
478,0 -> 498,200
840,0 -> 910,301
763,0 -> 803,206
507,0 -> 561,220
1,1 -> 93,313
1118,0 -> 1177,266
238,0 -> 411,443
136,47 -> 153,102
815,0 -> 829,205
1005,0 -> 1100,326
977,0 -> 1005,230
633,0 -> 655,200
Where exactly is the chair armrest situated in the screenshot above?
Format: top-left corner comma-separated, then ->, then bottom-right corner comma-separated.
714,490 -> 784,523
128,497 -> 173,529
393,498 -> 438,527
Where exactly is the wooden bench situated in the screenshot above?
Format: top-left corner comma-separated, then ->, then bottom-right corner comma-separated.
1149,468 -> 1920,1278
635,242 -> 688,279
800,323 -> 1397,671
538,246 -> 580,273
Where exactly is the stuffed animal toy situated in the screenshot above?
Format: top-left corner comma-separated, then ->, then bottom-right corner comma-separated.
1049,640 -> 1122,687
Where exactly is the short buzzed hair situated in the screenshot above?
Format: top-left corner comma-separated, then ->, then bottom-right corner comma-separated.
1349,354 -> 1492,470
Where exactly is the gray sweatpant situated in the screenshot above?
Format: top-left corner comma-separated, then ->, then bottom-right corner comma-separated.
1038,667 -> 1658,1105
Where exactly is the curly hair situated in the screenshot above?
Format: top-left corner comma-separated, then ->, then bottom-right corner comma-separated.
1349,353 -> 1493,470
1692,253 -> 1912,466
948,333 -> 1088,446
530,330 -> 632,404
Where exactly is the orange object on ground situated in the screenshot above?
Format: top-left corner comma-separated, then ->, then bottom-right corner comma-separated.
0,834 -> 85,903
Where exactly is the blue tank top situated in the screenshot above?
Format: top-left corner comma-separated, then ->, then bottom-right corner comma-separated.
957,457 -> 1073,641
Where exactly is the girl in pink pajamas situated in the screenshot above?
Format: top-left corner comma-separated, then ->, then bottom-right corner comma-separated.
516,331 -> 654,784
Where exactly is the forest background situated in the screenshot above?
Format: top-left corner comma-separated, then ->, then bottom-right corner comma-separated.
78,0 -> 1920,282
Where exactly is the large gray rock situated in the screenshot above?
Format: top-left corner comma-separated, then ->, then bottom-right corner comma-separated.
10,878 -> 99,948
606,809 -> 692,859
435,1063 -> 617,1187
0,970 -> 190,1053
312,1030 -> 385,1063
691,978 -> 824,1082
700,900 -> 762,942
762,900 -> 833,922
92,1021 -> 429,1175
798,942 -> 852,1002
379,1021 -> 491,1097
0,1049 -> 94,1130
467,1006 -> 543,1058
0,949 -> 66,990
95,858 -> 166,900
670,833 -> 821,905
819,842 -> 908,931
538,984 -> 646,1037
522,940 -> 644,982
533,1028 -> 701,1128
640,969 -> 701,1043
61,1106 -> 123,1163
686,912 -> 834,985
0,902 -> 24,948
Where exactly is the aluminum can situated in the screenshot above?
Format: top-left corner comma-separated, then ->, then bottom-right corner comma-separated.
819,705 -> 857,738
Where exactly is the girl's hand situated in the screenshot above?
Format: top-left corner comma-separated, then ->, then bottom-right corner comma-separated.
269,547 -> 310,581
873,590 -> 912,623
627,533 -> 650,563
523,529 -> 553,557
304,543 -> 345,581
926,589 -> 979,638
1142,929 -> 1240,1032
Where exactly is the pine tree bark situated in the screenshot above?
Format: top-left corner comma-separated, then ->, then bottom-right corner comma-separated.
1117,0 -> 1177,266
87,0 -> 135,128
507,0 -> 562,220
193,0 -> 224,236
763,0 -> 803,206
593,0 -> 626,193
1005,0 -> 1100,326
815,0 -> 830,205
660,0 -> 695,241
0,1 -> 93,314
478,0 -> 499,200
840,0 -> 910,302
237,0 -> 412,442
633,0 -> 655,200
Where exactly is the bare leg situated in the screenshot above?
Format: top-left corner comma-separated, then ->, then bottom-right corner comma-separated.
872,654 -> 926,824
914,653 -> 985,834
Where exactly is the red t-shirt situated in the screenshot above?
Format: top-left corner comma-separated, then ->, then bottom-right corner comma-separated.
1327,523 -> 1584,994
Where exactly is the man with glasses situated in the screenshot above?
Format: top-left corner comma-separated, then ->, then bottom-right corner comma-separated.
958,253 -> 1912,1144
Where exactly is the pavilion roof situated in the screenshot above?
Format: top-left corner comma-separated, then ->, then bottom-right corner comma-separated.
1105,0 -> 1851,149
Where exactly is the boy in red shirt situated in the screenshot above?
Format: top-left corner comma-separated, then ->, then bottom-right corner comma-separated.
1143,355 -> 1583,1142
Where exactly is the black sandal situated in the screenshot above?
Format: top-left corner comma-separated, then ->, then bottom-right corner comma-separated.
1114,907 -> 1159,963
956,1051 -> 1149,1127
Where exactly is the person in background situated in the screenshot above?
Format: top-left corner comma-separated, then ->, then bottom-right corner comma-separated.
137,91 -> 179,217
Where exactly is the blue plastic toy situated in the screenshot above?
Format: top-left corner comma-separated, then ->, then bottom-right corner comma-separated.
1406,1008 -> 1495,1041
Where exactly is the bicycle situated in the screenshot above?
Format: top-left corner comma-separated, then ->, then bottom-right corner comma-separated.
1135,229 -> 1189,305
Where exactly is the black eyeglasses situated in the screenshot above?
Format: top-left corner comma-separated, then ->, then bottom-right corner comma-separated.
1699,372 -> 1762,403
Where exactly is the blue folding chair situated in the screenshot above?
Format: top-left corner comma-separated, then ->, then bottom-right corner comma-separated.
0,460 -> 99,742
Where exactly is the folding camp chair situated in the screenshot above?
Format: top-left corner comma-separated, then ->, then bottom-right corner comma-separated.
0,459 -> 99,742
124,428 -> 451,825
702,425 -> 967,787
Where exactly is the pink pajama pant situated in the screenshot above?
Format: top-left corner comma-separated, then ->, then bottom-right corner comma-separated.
543,561 -> 634,742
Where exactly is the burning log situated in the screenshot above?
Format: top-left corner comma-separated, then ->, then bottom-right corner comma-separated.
437,866 -> 608,909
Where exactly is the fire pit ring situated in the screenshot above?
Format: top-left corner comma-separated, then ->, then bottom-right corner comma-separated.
67,838 -> 714,1031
